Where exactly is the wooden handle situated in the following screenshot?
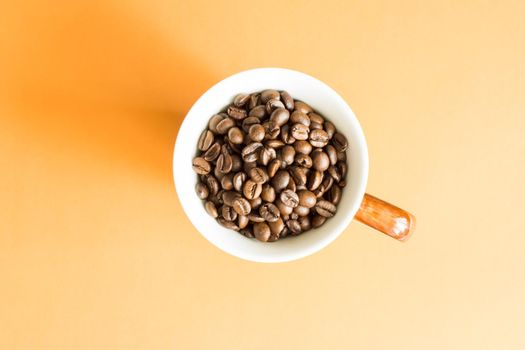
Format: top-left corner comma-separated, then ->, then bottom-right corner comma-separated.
355,193 -> 416,241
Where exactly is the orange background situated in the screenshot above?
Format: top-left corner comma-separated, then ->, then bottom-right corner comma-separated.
1,1 -> 525,349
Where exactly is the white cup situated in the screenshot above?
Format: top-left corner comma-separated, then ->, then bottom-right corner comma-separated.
173,68 -> 413,263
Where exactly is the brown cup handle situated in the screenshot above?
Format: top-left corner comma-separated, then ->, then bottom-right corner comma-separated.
355,194 -> 416,241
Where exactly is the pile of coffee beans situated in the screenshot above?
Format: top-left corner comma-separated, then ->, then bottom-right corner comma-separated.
192,89 -> 348,242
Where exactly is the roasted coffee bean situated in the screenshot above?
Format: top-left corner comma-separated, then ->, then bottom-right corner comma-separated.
260,89 -> 280,104
203,175 -> 219,196
238,215 -> 249,229
325,145 -> 338,165
280,189 -> 299,208
218,217 -> 240,231
286,219 -> 302,235
249,124 -> 265,142
271,170 -> 290,192
240,228 -> 255,238
298,190 -> 317,208
249,197 -> 262,210
290,111 -> 310,126
312,151 -> 330,171
248,93 -> 260,110
315,200 -> 337,217
228,127 -> 244,144
307,170 -> 323,191
267,159 -> 282,178
233,93 -> 250,107
339,180 -> 347,188
259,203 -> 280,222
268,217 -> 285,235
221,173 -> 234,191
294,140 -> 312,155
233,171 -> 246,192
333,132 -> 348,152
266,99 -> 285,114
281,145 -> 296,165
270,108 -> 290,126
261,184 -> 276,202
324,121 -> 336,139
309,129 -> 329,147
227,106 -> 247,120
241,142 -> 263,162
290,123 -> 309,140
267,232 -> 280,242
205,201 -> 218,218
192,157 -> 211,175
243,160 -> 257,173
328,185 -> 342,205
233,197 -> 251,216
198,129 -> 214,151
265,139 -> 285,149
195,182 -> 209,199
337,162 -> 347,178
294,205 -> 310,217
276,199 -> 293,216
216,153 -> 233,174
294,101 -> 313,114
280,124 -> 295,144
243,116 -> 260,133
231,154 -> 242,172
309,112 -> 324,125
290,213 -> 299,220
248,213 -> 265,223
280,91 -> 294,110
287,177 -> 297,192
264,121 -> 280,139
213,164 -> 225,180
295,154 -> 312,168
337,150 -> 346,162
208,114 -> 225,133
289,166 -> 307,186
299,216 -> 311,231
280,226 -> 290,238
221,205 -> 238,221
204,142 -> 221,162
310,122 -> 323,130
253,222 -> 271,242
259,146 -> 275,166
249,167 -> 268,184
222,191 -> 241,206
249,105 -> 266,119
243,179 -> 262,199
311,215 -> 326,228
216,117 -> 235,134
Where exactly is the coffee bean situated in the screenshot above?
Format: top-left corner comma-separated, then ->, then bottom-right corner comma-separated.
221,205 -> 238,221
325,145 -> 338,165
249,167 -> 268,184
213,189 -> 224,206
218,217 -> 240,231
267,159 -> 282,178
243,160 -> 257,173
265,139 -> 285,149
233,171 -> 246,192
328,185 -> 342,205
333,132 -> 348,152
231,154 -> 242,172
208,114 -> 225,133
204,201 -> 218,218
248,93 -> 260,110
216,117 -> 235,134
242,116 -> 260,133
339,180 -> 347,188
309,129 -> 329,147
312,151 -> 330,171
275,199 -> 293,216
222,191 -> 241,206
259,203 -> 280,222
299,216 -> 311,231
233,93 -> 250,107
294,140 -> 312,155
270,108 -> 290,126
197,129 -> 214,151
310,122 -> 323,130
227,106 -> 247,120
294,101 -> 313,114
221,173 -> 234,191
203,142 -> 221,162
241,142 -> 263,162
311,215 -> 326,228
258,146 -> 275,166
315,200 -> 337,217
228,127 -> 244,144
249,105 -> 266,119
253,222 -> 271,242
309,112 -> 324,125
280,189 -> 299,208
289,166 -> 307,186
281,145 -> 296,165
307,170 -> 323,191
261,184 -> 276,202
324,121 -> 336,139
337,162 -> 347,179
240,228 -> 255,238
203,175 -> 220,196
268,217 -> 285,235
290,213 -> 299,220
287,177 -> 297,192
243,179 -> 262,200
290,123 -> 309,140
290,111 -> 310,126
260,89 -> 280,104
327,165 -> 341,182
216,153 -> 233,174
248,213 -> 265,223
195,182 -> 209,199
294,205 -> 310,217
249,197 -> 262,210
266,99 -> 285,114
233,197 -> 251,216
248,124 -> 265,142
280,124 -> 295,144
238,215 -> 249,229
297,190 -> 317,208
192,157 -> 211,175
286,219 -> 302,235
271,170 -> 290,192
295,154 -> 312,168
280,91 -> 294,110
264,121 -> 280,139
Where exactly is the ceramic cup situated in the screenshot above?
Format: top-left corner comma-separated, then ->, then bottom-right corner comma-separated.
173,68 -> 415,263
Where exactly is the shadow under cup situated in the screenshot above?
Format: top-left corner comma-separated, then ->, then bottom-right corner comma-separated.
173,68 -> 368,263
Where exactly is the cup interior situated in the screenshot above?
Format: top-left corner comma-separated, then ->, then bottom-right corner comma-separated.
173,68 -> 368,262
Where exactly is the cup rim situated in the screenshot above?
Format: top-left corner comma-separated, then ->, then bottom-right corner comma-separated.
173,67 -> 368,262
